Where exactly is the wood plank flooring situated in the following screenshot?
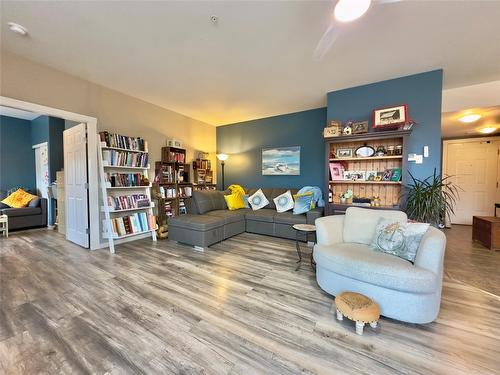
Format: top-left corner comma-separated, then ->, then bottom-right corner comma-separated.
1,227 -> 500,374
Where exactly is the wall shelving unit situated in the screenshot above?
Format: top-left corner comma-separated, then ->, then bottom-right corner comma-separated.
324,129 -> 412,215
98,135 -> 157,254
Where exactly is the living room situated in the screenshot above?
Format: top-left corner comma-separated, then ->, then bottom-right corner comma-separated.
1,1 -> 500,374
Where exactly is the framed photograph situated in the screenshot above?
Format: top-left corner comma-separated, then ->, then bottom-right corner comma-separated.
352,121 -> 369,134
262,146 -> 300,175
373,105 -> 408,130
366,170 -> 378,181
343,171 -> 366,181
329,162 -> 346,181
336,148 -> 353,158
324,120 -> 342,138
382,169 -> 393,181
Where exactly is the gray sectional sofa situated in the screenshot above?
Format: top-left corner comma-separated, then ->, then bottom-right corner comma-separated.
169,188 -> 323,250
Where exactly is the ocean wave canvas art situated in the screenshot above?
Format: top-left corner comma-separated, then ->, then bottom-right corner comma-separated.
262,146 -> 300,176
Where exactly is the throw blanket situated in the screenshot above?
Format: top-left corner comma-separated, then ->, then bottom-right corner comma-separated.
227,184 -> 245,196
297,186 -> 324,208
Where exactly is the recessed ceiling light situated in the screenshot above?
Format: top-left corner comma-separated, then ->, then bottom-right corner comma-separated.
334,0 -> 372,22
479,127 -> 496,134
459,114 -> 481,123
7,22 -> 28,36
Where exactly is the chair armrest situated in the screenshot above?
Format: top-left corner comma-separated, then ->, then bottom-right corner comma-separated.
315,215 -> 344,245
414,226 -> 446,276
306,207 -> 323,224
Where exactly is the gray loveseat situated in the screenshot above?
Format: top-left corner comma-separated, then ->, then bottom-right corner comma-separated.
169,188 -> 323,250
0,193 -> 48,231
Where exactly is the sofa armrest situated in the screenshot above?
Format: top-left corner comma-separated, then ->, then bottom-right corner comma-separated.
315,215 -> 344,245
40,198 -> 48,226
414,226 -> 446,276
306,207 -> 323,224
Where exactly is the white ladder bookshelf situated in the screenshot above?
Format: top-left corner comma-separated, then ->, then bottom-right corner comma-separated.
97,134 -> 157,254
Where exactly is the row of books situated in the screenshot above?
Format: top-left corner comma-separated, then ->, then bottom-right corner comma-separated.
155,164 -> 175,183
108,213 -> 155,237
107,194 -> 150,211
164,201 -> 175,218
194,169 -> 213,184
103,150 -> 149,168
99,131 -> 148,151
105,173 -> 147,187
179,199 -> 188,215
178,186 -> 192,198
160,186 -> 177,198
165,151 -> 185,163
193,159 -> 211,170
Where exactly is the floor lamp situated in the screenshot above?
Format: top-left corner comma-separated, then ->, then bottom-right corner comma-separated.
217,153 -> 229,190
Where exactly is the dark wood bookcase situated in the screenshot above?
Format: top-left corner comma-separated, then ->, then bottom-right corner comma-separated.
324,130 -> 412,215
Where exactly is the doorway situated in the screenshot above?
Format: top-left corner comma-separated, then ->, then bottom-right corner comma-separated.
32,142 -> 49,198
0,96 -> 100,249
443,138 -> 500,224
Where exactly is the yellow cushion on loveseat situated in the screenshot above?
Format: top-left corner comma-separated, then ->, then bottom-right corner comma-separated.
224,193 -> 247,211
1,189 -> 38,208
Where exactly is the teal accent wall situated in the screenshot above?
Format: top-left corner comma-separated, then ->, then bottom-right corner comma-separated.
31,115 -> 65,224
216,108 -> 327,189
327,70 -> 443,180
0,115 -> 36,192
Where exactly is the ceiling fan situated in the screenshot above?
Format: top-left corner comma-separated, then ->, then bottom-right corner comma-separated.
314,0 -> 402,61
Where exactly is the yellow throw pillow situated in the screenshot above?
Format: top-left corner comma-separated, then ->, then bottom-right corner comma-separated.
2,189 -> 37,208
227,184 -> 246,196
224,193 -> 247,211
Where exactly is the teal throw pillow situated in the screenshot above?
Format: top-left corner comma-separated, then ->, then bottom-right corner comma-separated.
293,193 -> 313,215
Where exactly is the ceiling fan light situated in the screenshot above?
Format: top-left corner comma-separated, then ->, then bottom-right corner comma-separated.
334,0 -> 372,23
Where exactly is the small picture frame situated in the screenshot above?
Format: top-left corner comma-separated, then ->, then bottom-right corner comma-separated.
352,121 -> 369,134
324,120 -> 342,138
366,170 -> 378,181
343,171 -> 366,181
336,148 -> 353,158
382,169 -> 393,181
329,162 -> 346,181
373,104 -> 408,130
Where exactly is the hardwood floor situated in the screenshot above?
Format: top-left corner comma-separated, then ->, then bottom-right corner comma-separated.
1,227 -> 500,374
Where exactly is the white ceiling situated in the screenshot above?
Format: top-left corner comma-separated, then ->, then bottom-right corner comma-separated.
0,105 -> 40,120
1,1 -> 500,126
442,105 -> 500,139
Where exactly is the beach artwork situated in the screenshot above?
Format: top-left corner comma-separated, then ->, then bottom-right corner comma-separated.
262,146 -> 300,175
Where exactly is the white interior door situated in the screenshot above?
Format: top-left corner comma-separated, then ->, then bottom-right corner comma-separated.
64,123 -> 89,248
33,142 -> 49,198
444,139 -> 499,225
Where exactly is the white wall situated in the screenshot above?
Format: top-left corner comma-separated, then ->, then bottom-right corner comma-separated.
0,50 -> 217,179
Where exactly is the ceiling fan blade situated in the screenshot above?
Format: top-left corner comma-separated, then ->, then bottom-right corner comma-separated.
313,22 -> 341,61
376,0 -> 402,3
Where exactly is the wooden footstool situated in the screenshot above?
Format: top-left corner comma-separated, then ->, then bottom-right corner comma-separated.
335,292 -> 380,335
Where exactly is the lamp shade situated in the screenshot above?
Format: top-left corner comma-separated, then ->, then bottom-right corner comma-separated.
217,153 -> 229,161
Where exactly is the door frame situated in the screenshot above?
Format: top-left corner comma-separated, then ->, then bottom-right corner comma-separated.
31,142 -> 50,200
442,136 -> 500,224
0,96 -> 100,250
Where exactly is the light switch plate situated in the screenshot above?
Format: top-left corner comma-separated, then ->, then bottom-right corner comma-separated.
415,155 -> 423,164
423,146 -> 429,158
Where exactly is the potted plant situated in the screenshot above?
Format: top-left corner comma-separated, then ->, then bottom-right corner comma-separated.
339,189 -> 353,204
404,170 -> 460,228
